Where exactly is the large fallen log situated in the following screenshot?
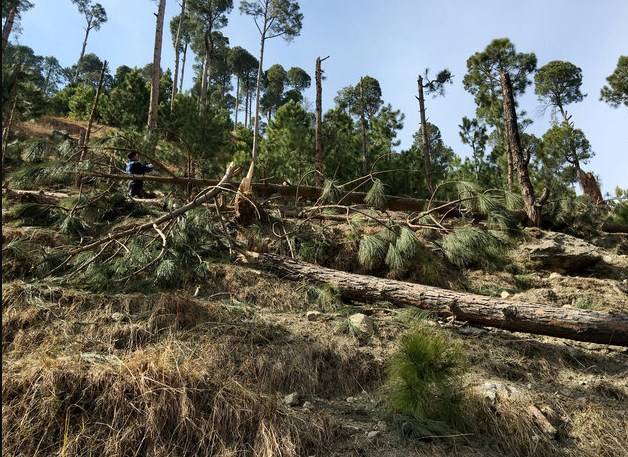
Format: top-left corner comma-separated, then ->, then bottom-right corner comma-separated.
247,252 -> 628,346
80,172 -> 434,212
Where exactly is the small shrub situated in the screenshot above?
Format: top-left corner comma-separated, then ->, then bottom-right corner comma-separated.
358,232 -> 389,270
384,324 -> 466,429
545,195 -> 607,237
307,285 -> 341,311
358,225 -> 422,272
573,295 -> 602,310
336,317 -> 371,344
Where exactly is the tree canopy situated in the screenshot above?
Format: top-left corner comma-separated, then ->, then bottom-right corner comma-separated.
600,55 -> 628,108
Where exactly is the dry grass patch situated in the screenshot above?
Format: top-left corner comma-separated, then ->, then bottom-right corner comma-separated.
2,346 -> 335,457
2,281 -> 386,457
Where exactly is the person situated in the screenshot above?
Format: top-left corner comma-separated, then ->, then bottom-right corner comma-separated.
125,151 -> 154,197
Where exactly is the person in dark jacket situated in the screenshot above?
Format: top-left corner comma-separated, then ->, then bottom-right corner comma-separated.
126,151 -> 154,197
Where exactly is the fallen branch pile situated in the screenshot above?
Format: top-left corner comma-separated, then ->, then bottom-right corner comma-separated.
66,163 -> 237,256
247,252 -> 628,346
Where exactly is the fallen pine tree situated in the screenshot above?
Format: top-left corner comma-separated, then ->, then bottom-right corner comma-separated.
245,252 -> 628,346
79,171 -> 435,212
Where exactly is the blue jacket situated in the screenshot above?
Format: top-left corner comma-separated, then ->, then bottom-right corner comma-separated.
126,160 -> 153,175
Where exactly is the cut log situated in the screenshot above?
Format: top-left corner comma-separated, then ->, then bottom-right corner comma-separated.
247,252 -> 628,346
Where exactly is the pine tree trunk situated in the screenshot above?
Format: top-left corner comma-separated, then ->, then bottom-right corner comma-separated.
2,6 -> 16,52
500,70 -> 540,226
76,60 -> 107,187
560,112 -> 606,205
250,252 -> 628,346
2,96 -> 17,184
359,78 -> 369,175
244,82 -> 249,128
200,34 -> 213,107
147,0 -> 166,133
171,47 -> 180,108
360,115 -> 368,175
179,42 -> 188,93
503,127 -> 514,191
249,86 -> 254,129
248,31 -> 266,179
171,0 -> 186,110
314,56 -> 325,186
234,75 -> 240,125
74,26 -> 91,84
43,69 -> 51,97
417,75 -> 433,193
578,170 -> 605,205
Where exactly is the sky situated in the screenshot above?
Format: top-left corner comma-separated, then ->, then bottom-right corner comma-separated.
15,0 -> 628,193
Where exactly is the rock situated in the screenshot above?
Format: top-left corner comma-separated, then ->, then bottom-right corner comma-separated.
302,401 -> 314,410
50,129 -> 70,140
458,325 -> 486,336
306,310 -> 323,321
283,392 -> 301,407
367,430 -> 381,440
110,312 -> 127,322
343,425 -> 361,434
500,291 -> 511,299
349,313 -> 374,335
548,272 -> 562,280
522,230 -> 601,273
80,352 -> 121,366
473,381 -> 521,405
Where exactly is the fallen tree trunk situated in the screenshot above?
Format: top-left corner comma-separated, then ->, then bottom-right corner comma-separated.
80,172 -> 434,212
2,188 -> 69,205
248,252 -> 628,346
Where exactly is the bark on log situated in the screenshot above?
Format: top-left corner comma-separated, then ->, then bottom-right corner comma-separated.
248,252 -> 628,346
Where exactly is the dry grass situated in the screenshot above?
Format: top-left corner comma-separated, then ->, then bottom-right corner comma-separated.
2,347 -> 334,457
2,281 -> 382,457
15,115 -> 116,140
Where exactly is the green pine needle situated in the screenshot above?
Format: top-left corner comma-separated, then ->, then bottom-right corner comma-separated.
365,178 -> 386,209
320,179 -> 343,203
358,233 -> 388,270
440,226 -> 507,269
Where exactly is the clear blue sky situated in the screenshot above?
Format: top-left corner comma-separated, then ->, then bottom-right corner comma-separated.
15,0 -> 628,193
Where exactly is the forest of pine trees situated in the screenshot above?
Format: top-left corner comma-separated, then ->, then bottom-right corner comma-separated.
3,0 -> 627,224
